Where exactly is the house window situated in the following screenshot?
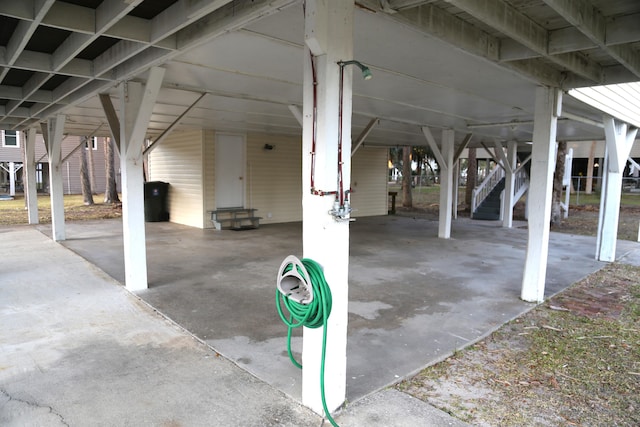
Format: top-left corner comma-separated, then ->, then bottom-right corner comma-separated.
85,137 -> 98,150
2,130 -> 19,147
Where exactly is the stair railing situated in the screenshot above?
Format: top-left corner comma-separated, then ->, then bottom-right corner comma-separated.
512,155 -> 531,206
471,165 -> 505,213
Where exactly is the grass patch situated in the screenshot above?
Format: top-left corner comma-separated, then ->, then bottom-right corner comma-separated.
398,263 -> 640,426
0,194 -> 121,225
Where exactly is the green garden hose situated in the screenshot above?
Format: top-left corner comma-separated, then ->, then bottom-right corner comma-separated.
276,257 -> 339,427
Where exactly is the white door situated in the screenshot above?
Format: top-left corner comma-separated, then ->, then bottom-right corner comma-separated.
215,133 -> 245,208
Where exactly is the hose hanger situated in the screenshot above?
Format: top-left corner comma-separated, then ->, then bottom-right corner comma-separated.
277,255 -> 314,305
275,255 -> 339,427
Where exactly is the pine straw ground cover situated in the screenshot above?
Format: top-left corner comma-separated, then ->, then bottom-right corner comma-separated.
397,263 -> 640,426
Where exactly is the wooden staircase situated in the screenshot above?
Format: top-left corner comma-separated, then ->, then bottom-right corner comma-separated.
209,208 -> 261,230
472,178 -> 505,220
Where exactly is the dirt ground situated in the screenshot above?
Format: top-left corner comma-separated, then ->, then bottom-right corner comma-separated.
397,263 -> 640,426
394,195 -> 640,426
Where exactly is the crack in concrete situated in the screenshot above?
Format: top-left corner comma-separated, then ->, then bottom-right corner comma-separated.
1,388 -> 70,427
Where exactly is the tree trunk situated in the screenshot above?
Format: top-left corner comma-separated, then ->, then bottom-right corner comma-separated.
465,147 -> 477,210
87,137 -> 96,194
551,141 -> 567,225
402,145 -> 412,208
80,137 -> 94,205
585,140 -> 596,194
104,137 -> 120,204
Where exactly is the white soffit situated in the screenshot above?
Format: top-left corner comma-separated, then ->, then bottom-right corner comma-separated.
568,82 -> 640,128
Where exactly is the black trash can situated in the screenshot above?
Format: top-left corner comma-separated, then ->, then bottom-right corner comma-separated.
144,181 -> 169,222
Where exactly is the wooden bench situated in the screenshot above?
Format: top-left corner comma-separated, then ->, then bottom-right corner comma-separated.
209,208 -> 261,230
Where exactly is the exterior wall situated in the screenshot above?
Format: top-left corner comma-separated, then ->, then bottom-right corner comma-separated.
0,133 -> 120,194
246,132 -> 302,224
202,130 -> 216,229
151,129 -> 389,229
351,146 -> 388,217
148,129 -> 205,228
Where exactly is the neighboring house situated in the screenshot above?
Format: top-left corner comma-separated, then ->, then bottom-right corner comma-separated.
0,131 -> 121,195
147,130 -> 388,229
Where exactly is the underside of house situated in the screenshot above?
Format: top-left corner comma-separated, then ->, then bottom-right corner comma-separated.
1,0 -> 639,417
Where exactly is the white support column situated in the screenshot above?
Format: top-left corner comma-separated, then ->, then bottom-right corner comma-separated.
23,128 -> 39,224
501,141 -> 518,228
119,67 -> 165,292
596,117 -> 638,261
301,0 -> 353,415
452,160 -> 459,219
422,126 -> 454,238
439,129 -> 454,238
8,162 -> 15,196
521,87 -> 561,303
45,115 -> 66,241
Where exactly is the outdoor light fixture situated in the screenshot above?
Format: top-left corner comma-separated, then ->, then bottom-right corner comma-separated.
337,60 -> 372,80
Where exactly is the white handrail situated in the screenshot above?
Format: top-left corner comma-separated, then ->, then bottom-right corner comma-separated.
471,166 -> 504,213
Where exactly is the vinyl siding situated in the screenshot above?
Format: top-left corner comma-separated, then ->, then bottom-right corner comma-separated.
246,133 -> 302,224
148,129 -> 205,228
148,129 -> 388,229
203,130 -> 216,228
0,135 -> 120,194
351,146 -> 388,217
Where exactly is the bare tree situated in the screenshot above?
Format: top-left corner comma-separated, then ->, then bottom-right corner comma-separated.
402,145 -> 412,208
465,147 -> 477,210
104,137 -> 120,204
551,141 -> 567,225
87,136 -> 96,194
80,136 -> 94,205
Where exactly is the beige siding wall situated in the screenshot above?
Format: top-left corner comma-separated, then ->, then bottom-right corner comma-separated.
246,133 -> 302,224
202,130 -> 216,228
148,129 -> 205,228
149,129 -> 388,229
351,146 -> 388,217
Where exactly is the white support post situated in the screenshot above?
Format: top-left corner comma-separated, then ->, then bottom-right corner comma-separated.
521,87 -> 561,303
502,141 -> 517,228
421,126 -> 454,238
301,0 -> 353,415
23,128 -> 39,224
452,160 -> 459,219
119,67 -> 165,292
596,117 -> 638,261
439,129 -> 454,238
8,162 -> 15,196
45,115 -> 66,241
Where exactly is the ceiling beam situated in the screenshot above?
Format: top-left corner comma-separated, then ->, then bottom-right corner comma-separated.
150,0 -> 235,43
387,0 -> 438,10
500,12 -> 640,60
37,2 -> 176,49
0,0 -> 55,86
356,0 -> 564,86
444,0 -> 603,83
541,0 -> 640,79
51,0 -> 144,72
33,0 -> 297,124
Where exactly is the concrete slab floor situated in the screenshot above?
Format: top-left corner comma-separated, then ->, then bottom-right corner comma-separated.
0,227 -> 322,427
40,216 -> 640,405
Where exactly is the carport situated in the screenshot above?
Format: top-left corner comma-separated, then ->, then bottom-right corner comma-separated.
2,0 -> 639,418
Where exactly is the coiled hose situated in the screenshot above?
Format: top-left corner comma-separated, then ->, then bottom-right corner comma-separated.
276,257 -> 339,427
